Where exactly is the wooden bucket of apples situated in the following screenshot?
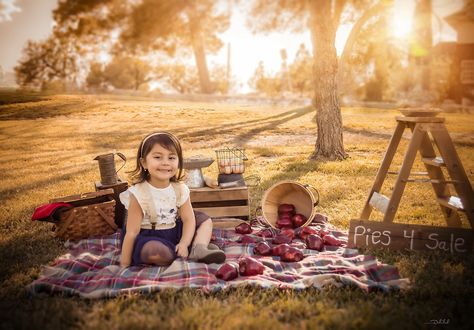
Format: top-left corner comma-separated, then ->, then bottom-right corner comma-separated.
261,180 -> 320,229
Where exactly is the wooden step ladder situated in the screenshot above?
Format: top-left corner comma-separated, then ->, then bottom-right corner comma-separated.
349,110 -> 474,253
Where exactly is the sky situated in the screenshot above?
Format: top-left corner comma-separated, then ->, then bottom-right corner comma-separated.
0,0 -> 466,91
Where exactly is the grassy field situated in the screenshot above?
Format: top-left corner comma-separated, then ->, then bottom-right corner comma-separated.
0,92 -> 473,329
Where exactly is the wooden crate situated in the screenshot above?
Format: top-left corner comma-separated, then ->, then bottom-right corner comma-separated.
190,186 -> 249,220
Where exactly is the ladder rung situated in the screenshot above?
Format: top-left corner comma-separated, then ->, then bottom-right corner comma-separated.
369,192 -> 389,214
402,178 -> 462,184
437,196 -> 465,211
422,157 -> 445,167
387,171 -> 428,176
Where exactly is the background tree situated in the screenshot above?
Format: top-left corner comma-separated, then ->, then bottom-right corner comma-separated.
102,56 -> 152,90
86,62 -> 107,90
53,0 -> 230,94
14,33 -> 80,90
289,43 -> 313,96
156,63 -> 200,94
248,61 -> 282,96
248,0 -> 392,160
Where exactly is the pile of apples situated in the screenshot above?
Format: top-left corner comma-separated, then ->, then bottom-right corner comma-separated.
218,217 -> 343,282
276,203 -> 307,229
215,257 -> 265,281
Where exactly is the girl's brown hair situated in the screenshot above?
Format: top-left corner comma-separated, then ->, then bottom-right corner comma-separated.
128,132 -> 184,184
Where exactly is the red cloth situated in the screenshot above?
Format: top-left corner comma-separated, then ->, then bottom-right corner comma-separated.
32,202 -> 73,221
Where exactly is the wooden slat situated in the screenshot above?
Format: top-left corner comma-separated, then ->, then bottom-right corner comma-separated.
369,192 -> 389,214
417,130 -> 462,227
348,220 -> 473,253
401,178 -> 461,184
193,205 -> 249,218
388,171 -> 428,176
422,156 -> 445,167
430,124 -> 474,227
395,116 -> 445,123
190,186 -> 248,203
383,123 -> 426,223
437,196 -> 465,211
360,121 -> 406,220
212,218 -> 247,228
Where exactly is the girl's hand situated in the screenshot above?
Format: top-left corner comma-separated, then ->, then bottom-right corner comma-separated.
175,242 -> 189,258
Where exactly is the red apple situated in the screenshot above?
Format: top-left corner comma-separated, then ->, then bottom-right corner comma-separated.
323,234 -> 342,246
272,233 -> 292,245
256,228 -> 274,238
306,234 -> 324,251
271,243 -> 291,256
291,213 -> 307,228
239,257 -> 265,276
235,222 -> 252,234
240,235 -> 257,244
216,262 -> 239,281
278,203 -> 296,215
276,216 -> 293,229
253,241 -> 272,256
280,228 -> 295,240
290,241 -> 306,250
297,227 -> 318,240
280,247 -> 304,262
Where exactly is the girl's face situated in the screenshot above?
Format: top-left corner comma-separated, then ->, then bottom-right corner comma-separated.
141,143 -> 179,187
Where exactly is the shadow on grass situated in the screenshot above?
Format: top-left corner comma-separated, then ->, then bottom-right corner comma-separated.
0,166 -> 92,201
0,228 -> 66,285
0,101 -> 108,120
0,89 -> 51,106
181,106 -> 314,147
343,126 -> 393,140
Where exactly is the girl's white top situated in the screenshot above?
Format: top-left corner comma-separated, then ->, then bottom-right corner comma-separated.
119,181 -> 190,229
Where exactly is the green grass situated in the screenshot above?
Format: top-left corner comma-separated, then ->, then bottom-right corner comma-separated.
0,93 -> 473,329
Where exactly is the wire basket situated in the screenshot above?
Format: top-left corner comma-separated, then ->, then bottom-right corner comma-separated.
215,147 -> 248,174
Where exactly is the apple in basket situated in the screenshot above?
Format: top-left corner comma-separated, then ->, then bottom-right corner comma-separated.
278,203 -> 296,216
323,234 -> 342,246
280,246 -> 304,262
216,262 -> 239,281
306,234 -> 324,251
292,213 -> 307,228
235,222 -> 252,234
271,243 -> 291,256
239,257 -> 265,276
297,226 -> 318,240
253,241 -> 272,256
276,216 -> 293,229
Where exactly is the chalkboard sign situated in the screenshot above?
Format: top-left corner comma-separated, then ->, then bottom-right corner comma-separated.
349,220 -> 474,254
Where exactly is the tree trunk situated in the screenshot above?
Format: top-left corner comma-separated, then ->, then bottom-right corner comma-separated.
308,0 -> 347,160
189,18 -> 213,94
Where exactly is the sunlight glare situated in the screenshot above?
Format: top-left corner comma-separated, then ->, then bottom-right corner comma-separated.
97,51 -> 111,64
390,0 -> 414,39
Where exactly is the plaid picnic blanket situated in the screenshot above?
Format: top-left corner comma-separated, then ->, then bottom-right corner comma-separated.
27,221 -> 410,298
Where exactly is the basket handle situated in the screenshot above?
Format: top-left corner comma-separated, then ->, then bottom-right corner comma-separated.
95,205 -> 118,230
303,184 -> 319,207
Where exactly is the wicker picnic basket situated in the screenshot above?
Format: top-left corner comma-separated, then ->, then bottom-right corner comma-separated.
49,189 -> 117,240
261,180 -> 320,229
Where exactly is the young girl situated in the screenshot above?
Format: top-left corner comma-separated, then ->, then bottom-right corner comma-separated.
119,132 -> 226,267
